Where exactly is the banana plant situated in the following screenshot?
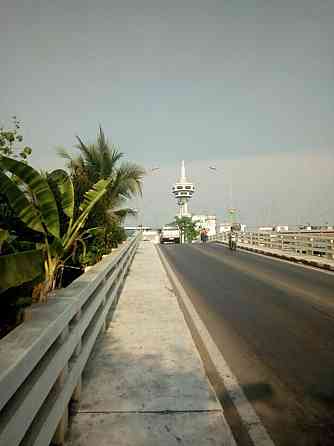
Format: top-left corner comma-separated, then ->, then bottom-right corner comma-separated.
0,249 -> 44,293
0,228 -> 9,254
0,156 -> 110,300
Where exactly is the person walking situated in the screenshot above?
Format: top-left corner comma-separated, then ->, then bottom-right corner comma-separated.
228,228 -> 237,250
200,228 -> 208,243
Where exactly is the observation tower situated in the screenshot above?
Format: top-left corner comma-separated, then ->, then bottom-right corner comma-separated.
172,161 -> 195,217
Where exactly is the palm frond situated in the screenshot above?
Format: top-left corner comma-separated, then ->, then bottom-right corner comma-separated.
59,127 -> 144,232
56,146 -> 73,161
114,162 -> 145,197
113,207 -> 138,220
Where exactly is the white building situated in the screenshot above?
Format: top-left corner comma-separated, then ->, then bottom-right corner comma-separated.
274,225 -> 289,232
258,226 -> 274,232
192,214 -> 217,237
219,222 -> 247,233
258,225 -> 289,232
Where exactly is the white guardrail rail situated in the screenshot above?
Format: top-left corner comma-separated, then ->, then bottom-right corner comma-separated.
0,233 -> 140,446
209,232 -> 334,260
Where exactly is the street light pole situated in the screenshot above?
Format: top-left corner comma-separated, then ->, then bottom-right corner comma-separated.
209,166 -> 236,225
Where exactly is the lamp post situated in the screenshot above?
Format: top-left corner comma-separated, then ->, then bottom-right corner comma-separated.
208,166 -> 236,225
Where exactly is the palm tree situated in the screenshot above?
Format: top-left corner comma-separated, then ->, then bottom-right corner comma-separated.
58,126 -> 145,237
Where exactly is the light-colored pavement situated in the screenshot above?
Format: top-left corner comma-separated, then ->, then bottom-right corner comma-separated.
66,241 -> 236,446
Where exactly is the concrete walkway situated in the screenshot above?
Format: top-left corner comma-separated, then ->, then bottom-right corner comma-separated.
66,242 -> 236,446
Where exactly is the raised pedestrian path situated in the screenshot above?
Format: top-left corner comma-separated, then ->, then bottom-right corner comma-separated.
66,241 -> 236,446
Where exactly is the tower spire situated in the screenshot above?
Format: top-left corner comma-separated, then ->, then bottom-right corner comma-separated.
180,160 -> 186,182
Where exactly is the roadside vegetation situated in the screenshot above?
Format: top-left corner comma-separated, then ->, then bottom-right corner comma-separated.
174,216 -> 199,243
0,119 -> 144,338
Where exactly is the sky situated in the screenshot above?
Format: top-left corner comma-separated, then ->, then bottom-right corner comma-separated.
1,0 -> 333,227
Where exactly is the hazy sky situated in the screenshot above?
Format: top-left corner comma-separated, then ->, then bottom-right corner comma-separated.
1,0 -> 333,226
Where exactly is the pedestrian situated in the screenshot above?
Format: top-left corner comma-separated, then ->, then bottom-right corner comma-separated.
200,228 -> 208,243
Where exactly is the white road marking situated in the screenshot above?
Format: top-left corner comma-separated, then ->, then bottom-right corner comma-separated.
158,246 -> 276,446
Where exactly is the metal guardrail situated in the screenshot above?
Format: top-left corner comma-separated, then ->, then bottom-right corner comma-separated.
209,232 -> 334,260
0,233 -> 140,446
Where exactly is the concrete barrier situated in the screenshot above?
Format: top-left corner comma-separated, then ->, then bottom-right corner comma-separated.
0,234 -> 140,446
209,233 -> 334,270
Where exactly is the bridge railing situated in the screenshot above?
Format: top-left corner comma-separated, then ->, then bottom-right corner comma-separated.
0,233 -> 140,446
209,232 -> 334,259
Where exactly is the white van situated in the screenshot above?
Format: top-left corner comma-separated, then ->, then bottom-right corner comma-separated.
160,226 -> 180,244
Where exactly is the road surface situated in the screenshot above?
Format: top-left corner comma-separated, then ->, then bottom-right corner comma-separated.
161,242 -> 334,446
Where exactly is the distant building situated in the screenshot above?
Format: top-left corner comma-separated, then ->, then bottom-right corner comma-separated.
258,226 -> 275,232
298,224 -> 334,232
220,222 -> 247,233
274,225 -> 289,232
192,214 -> 217,237
258,225 -> 289,232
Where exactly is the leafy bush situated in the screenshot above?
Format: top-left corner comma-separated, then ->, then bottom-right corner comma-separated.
0,157 -> 110,301
105,223 -> 127,250
81,229 -> 106,266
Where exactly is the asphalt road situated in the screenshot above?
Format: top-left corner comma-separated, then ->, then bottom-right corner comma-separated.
161,242 -> 334,446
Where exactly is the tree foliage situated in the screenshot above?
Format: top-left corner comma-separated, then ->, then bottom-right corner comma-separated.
58,126 -> 145,248
0,117 -> 32,160
0,118 -> 33,226
0,122 -> 143,336
175,216 -> 199,243
0,156 -> 110,299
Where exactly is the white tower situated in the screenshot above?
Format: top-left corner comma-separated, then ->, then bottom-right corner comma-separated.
172,161 -> 195,217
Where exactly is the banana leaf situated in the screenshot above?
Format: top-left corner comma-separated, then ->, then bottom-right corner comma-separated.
0,170 -> 44,234
64,179 -> 110,249
0,229 -> 9,253
0,156 -> 60,238
47,169 -> 74,220
0,249 -> 44,293
79,179 -> 110,214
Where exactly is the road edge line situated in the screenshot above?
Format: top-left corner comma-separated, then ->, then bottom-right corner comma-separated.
157,245 -> 276,446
